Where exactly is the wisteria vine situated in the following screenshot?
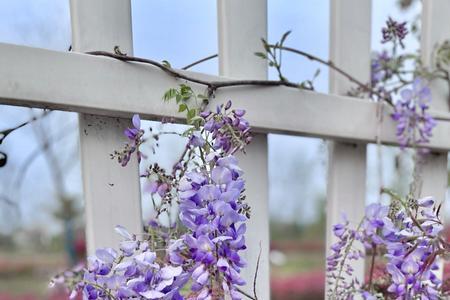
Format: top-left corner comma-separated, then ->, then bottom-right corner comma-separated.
52,96 -> 256,300
48,15 -> 450,300
324,18 -> 450,300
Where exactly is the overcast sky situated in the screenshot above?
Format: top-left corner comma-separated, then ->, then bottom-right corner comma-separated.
0,0 -> 423,236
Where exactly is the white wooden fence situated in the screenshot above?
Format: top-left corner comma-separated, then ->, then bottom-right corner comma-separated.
1,0 -> 450,299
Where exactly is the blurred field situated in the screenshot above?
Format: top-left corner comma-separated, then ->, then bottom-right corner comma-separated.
268,206 -> 327,299
0,243 -> 326,300
0,251 -> 67,299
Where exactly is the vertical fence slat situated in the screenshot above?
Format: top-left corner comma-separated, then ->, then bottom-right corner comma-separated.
70,0 -> 143,255
420,0 -> 450,278
326,0 -> 372,294
217,0 -> 270,298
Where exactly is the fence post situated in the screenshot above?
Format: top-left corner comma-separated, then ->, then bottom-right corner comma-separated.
325,0 -> 372,295
420,0 -> 450,279
217,0 -> 270,298
69,0 -> 143,255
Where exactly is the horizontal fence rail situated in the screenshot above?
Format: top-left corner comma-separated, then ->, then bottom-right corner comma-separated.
2,43 -> 450,150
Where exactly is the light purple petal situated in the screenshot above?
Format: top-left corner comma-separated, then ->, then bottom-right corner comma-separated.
140,290 -> 165,299
160,265 -> 183,280
132,114 -> 141,129
115,225 -> 133,240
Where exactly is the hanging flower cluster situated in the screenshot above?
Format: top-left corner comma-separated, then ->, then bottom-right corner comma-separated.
327,195 -> 445,299
111,114 -> 145,166
371,50 -> 393,87
201,101 -> 252,155
391,78 -> 436,149
56,232 -> 188,299
169,155 -> 248,298
49,13 -> 450,300
328,17 -> 448,300
381,17 -> 408,47
53,100 -> 255,300
368,18 -> 439,149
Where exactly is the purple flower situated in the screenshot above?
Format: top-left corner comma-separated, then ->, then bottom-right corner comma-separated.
189,131 -> 205,147
200,102 -> 252,154
371,50 -> 392,86
381,17 -> 408,47
124,114 -> 142,140
418,196 -> 434,208
173,155 -> 248,295
59,101 -> 255,299
391,78 -> 436,148
115,114 -> 145,166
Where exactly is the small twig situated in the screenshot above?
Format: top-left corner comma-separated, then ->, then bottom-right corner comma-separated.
235,243 -> 261,300
253,242 -> 262,300
86,51 -> 305,93
368,243 -> 376,290
86,51 -> 450,123
267,44 -> 395,106
0,111 -> 50,144
182,54 -> 218,70
236,287 -> 257,300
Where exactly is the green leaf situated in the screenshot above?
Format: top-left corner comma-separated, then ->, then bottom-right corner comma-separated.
261,38 -> 270,52
182,127 -> 195,137
280,30 -> 292,46
178,103 -> 188,112
313,68 -> 321,79
163,88 -> 177,101
254,52 -> 267,59
197,94 -> 209,100
187,108 -> 196,119
190,115 -> 203,122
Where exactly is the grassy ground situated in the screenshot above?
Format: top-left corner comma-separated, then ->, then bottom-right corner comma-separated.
271,251 -> 324,277
0,244 -> 325,298
0,251 -> 66,297
0,273 -> 48,296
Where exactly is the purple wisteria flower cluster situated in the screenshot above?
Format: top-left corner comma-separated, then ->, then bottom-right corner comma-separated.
371,50 -> 393,87
369,18 -> 438,149
200,101 -> 252,155
332,17 -> 445,297
327,193 -> 446,299
54,100 -> 254,300
381,17 -> 408,48
53,226 -> 188,299
169,155 -> 248,299
112,114 -> 146,166
391,78 -> 436,149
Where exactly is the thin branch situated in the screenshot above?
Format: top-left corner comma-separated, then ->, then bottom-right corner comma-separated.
86,51 -> 450,122
0,194 -> 20,221
181,54 -> 218,70
236,287 -> 256,300
0,194 -> 18,210
368,243 -> 376,291
86,51 -> 305,94
0,111 -> 50,144
12,121 -> 77,202
31,110 -> 67,197
234,243 -> 261,300
267,44 -> 395,106
253,242 -> 261,300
